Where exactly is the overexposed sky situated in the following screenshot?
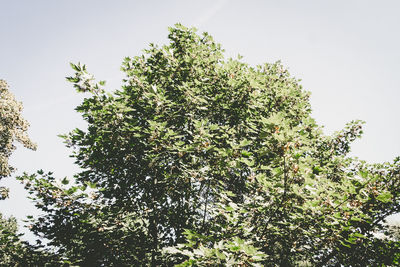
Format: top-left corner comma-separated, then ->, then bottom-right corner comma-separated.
1,0 -> 399,237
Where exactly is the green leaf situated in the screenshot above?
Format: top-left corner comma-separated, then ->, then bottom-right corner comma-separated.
70,62 -> 80,71
376,191 -> 393,203
215,250 -> 226,260
352,232 -> 366,239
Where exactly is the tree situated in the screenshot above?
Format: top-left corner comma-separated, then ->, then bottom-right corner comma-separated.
0,213 -> 23,264
0,212 -> 60,266
0,80 -> 36,197
0,79 -> 35,264
20,24 -> 400,266
0,80 -> 60,266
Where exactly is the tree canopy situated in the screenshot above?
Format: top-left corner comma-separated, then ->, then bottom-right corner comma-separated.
0,80 -> 36,197
14,24 -> 400,266
0,80 -> 55,266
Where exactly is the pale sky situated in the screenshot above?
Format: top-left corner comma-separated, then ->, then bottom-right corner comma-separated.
1,0 -> 399,240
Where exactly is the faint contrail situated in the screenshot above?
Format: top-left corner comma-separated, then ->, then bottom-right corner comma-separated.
194,0 -> 229,28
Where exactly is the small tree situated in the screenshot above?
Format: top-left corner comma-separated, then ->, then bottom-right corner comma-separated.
21,25 -> 400,266
0,212 -> 58,266
0,80 -> 59,266
0,80 -> 36,196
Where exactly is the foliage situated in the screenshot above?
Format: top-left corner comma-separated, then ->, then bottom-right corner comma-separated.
0,213 -> 22,265
0,80 -> 62,266
0,212 -> 63,266
19,24 -> 400,266
0,80 -> 36,198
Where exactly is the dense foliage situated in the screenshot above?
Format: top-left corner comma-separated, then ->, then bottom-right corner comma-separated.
0,80 -> 34,265
17,25 -> 400,266
0,213 -> 58,266
0,80 -> 56,266
0,213 -> 24,265
0,80 -> 36,196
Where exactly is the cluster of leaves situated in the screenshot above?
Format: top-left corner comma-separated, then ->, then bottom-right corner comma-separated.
0,80 -> 36,197
0,212 -> 63,266
17,25 -> 400,266
0,213 -> 27,265
0,81 -> 64,266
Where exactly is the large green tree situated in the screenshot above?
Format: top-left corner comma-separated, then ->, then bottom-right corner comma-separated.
21,25 -> 400,266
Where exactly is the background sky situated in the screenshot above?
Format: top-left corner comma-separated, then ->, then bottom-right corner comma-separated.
1,0 -> 399,241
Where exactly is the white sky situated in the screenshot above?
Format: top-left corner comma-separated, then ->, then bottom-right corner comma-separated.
1,0 -> 399,239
